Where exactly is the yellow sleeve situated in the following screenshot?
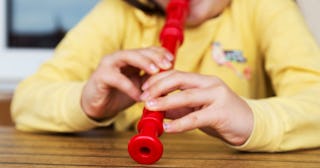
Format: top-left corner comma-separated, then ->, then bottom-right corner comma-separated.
11,0 -> 128,132
233,0 -> 320,151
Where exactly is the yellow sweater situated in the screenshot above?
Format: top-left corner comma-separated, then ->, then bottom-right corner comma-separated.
11,0 -> 320,152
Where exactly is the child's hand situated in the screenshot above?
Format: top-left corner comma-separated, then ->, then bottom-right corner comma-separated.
81,47 -> 174,121
140,70 -> 253,146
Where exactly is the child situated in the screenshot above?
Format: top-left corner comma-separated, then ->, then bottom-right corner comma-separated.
12,0 -> 320,152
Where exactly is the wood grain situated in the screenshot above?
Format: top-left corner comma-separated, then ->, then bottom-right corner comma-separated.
0,100 -> 13,126
0,127 -> 319,168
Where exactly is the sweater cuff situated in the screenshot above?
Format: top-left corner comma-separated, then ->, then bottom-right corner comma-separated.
62,82 -> 116,131
228,99 -> 283,152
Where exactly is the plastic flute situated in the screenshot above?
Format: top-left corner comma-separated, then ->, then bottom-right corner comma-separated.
128,0 -> 189,165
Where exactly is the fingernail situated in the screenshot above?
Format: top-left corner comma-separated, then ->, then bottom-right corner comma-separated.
146,99 -> 157,107
149,64 -> 159,73
140,92 -> 149,101
161,59 -> 172,69
142,82 -> 149,91
165,53 -> 174,61
163,123 -> 170,131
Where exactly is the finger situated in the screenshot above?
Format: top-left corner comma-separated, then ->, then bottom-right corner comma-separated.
142,70 -> 175,91
138,47 -> 174,70
111,51 -> 160,75
149,46 -> 175,61
145,88 -> 212,111
102,70 -> 141,101
165,107 -> 194,119
164,110 -> 211,133
141,71 -> 210,101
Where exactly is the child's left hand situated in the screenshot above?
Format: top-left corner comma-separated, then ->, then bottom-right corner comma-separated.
140,70 -> 254,146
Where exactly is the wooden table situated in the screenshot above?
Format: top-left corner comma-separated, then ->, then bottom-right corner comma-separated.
0,99 -> 13,126
0,127 -> 319,168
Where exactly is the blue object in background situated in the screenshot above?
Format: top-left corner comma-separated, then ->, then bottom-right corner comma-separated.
8,0 -> 99,48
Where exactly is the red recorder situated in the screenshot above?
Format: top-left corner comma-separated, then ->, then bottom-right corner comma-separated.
128,0 -> 190,165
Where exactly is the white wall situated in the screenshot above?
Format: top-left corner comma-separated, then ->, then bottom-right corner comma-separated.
297,0 -> 320,45
0,0 -> 53,93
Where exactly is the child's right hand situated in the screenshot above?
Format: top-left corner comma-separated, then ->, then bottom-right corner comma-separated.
81,47 -> 174,121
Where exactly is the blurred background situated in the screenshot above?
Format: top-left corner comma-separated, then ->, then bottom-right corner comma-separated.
0,0 -> 99,125
0,0 -> 319,126
8,0 -> 99,48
